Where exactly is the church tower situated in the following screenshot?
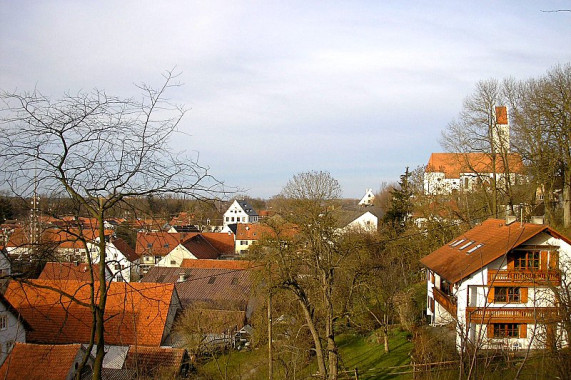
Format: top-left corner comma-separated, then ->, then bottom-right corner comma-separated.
492,106 -> 510,153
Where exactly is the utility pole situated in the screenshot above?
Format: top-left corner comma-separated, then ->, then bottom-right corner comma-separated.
268,268 -> 273,380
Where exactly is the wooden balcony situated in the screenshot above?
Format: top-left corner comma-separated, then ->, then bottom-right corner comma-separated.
433,287 -> 457,317
465,307 -> 559,324
488,270 -> 561,286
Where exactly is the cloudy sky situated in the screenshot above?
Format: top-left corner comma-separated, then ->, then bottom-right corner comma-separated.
1,1 -> 570,198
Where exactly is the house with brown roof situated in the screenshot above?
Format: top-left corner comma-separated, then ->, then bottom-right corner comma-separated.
0,342 -> 94,380
156,234 -> 221,267
420,218 -> 570,350
136,231 -> 236,273
4,280 -> 181,347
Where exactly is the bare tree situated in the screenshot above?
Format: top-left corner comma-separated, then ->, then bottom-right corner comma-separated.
508,64 -> 571,227
0,71 -> 224,379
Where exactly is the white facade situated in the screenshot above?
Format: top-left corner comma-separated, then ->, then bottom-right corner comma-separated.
358,189 -> 375,206
222,200 -> 259,231
342,212 -> 378,233
0,299 -> 27,365
156,244 -> 197,267
424,171 -> 523,196
90,240 -> 133,282
426,231 -> 570,351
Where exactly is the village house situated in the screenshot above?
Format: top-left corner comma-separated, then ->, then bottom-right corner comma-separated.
421,218 -> 570,351
358,188 -> 375,206
136,231 -> 235,273
222,200 -> 259,231
4,280 -> 181,347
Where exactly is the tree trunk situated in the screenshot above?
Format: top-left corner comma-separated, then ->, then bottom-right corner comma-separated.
564,169 -> 571,227
296,295 -> 327,379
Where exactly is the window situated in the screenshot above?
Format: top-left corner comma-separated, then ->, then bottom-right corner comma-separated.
493,323 -> 520,338
170,260 -> 177,265
208,276 -> 216,284
225,217 -> 229,222
515,251 -> 540,270
467,244 -> 483,254
459,241 -> 474,250
494,287 -> 520,303
0,314 -> 7,330
240,240 -> 248,245
450,239 -> 465,247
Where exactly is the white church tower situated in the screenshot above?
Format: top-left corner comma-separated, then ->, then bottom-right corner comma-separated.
491,106 -> 510,153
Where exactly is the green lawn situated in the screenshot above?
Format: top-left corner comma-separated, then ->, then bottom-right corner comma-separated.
337,329 -> 413,379
196,328 -> 414,380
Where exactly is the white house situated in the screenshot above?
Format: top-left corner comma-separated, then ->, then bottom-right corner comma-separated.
156,234 -> 220,267
222,200 -> 259,231
0,294 -> 28,365
358,189 -> 375,207
342,211 -> 378,233
421,218 -> 570,351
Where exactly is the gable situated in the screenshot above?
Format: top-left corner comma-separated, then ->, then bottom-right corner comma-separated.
420,219 -> 556,283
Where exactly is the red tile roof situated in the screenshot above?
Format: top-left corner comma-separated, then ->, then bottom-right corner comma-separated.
425,153 -> 525,178
180,259 -> 253,270
420,218 -> 571,283
200,232 -> 235,254
110,237 -> 137,262
38,262 -> 108,282
0,343 -> 83,380
4,280 -> 177,346
135,232 -> 182,257
182,234 -> 220,260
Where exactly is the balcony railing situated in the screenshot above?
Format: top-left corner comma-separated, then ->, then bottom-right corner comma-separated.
433,287 -> 457,317
488,270 -> 561,286
465,307 -> 558,324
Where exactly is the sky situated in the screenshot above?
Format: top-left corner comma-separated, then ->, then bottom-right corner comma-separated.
1,1 -> 570,199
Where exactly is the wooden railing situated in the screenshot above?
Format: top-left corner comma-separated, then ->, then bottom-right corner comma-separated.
433,287 -> 457,317
465,307 -> 558,323
488,270 -> 561,286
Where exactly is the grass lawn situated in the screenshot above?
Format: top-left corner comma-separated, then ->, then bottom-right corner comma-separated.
197,328 -> 414,380
337,328 -> 413,379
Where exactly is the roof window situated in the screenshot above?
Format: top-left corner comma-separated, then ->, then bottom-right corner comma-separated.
467,244 -> 484,254
459,241 -> 474,250
208,276 -> 216,284
450,239 -> 465,247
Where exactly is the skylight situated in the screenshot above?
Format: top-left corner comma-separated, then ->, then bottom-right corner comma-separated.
467,244 -> 484,254
459,241 -> 474,250
450,239 -> 465,247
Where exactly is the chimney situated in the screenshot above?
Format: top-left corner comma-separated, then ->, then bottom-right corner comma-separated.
178,272 -> 188,282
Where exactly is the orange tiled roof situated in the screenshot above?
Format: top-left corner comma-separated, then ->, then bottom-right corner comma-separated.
180,259 -> 253,270
200,232 -> 235,254
0,343 -> 83,380
235,223 -> 298,240
135,231 -> 182,257
38,262 -> 109,281
4,280 -> 177,346
181,234 -> 220,260
6,227 -> 112,249
425,153 -> 525,178
420,218 -> 571,283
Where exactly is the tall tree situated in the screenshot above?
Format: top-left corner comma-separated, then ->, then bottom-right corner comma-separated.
508,64 -> 571,227
0,71 -> 223,379
252,171 -> 346,380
